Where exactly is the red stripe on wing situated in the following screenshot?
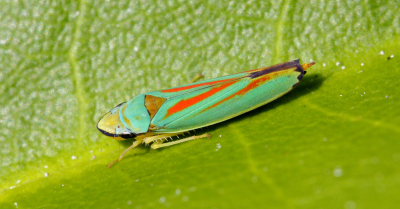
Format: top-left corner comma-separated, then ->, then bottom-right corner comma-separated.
162,78 -> 237,93
166,81 -> 237,117
205,76 -> 271,110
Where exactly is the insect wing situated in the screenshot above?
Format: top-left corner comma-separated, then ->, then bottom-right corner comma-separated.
147,60 -> 307,133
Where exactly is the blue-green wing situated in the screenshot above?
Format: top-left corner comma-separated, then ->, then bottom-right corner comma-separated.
146,60 -> 308,133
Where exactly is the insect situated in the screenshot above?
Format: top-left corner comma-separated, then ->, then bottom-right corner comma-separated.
98,59 -> 315,166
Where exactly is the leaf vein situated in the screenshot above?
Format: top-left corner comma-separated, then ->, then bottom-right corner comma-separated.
273,0 -> 291,63
303,99 -> 400,133
68,0 -> 88,140
231,127 -> 291,207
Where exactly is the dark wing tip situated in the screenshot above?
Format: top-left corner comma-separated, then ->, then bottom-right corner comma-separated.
249,59 -> 303,78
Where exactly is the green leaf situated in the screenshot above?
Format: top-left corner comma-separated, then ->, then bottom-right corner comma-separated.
1,1 -> 399,208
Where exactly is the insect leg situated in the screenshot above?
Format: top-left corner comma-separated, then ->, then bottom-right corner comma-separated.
151,133 -> 211,149
190,73 -> 205,83
143,133 -> 180,144
108,139 -> 143,168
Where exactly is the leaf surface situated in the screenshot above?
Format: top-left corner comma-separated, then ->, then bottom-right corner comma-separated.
1,1 -> 399,208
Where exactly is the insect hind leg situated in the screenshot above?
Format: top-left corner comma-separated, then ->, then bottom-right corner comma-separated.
151,133 -> 211,149
108,132 -> 211,167
143,133 -> 180,144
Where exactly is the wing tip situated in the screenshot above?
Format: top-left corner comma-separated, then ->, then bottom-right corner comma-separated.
302,62 -> 316,71
295,59 -> 316,81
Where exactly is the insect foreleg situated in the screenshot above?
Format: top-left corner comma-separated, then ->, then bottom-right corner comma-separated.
108,139 -> 143,168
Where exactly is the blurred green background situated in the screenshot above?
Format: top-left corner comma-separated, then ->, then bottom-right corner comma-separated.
1,0 -> 399,208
